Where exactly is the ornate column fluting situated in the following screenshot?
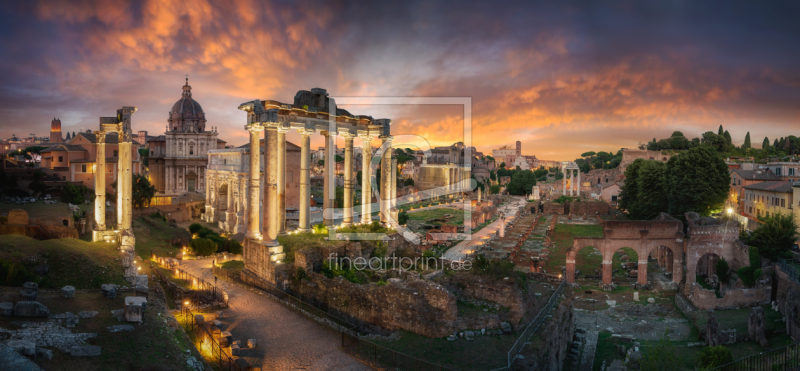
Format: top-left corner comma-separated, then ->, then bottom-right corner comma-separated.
341,132 -> 355,226
360,135 -> 373,224
262,127 -> 279,245
226,177 -> 233,230
117,133 -> 133,231
276,126 -> 289,234
246,124 -> 263,240
297,128 -> 314,231
94,131 -> 107,231
390,158 -> 397,223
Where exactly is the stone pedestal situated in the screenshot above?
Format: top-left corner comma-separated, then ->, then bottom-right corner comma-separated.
0,302 -> 13,316
101,284 -> 117,298
243,238 -> 286,286
125,296 -> 148,322
13,301 -> 49,317
61,285 -> 76,298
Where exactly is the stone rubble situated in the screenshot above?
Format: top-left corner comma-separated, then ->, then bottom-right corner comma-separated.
0,320 -> 97,352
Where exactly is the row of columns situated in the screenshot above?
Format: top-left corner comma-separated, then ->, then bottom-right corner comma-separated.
245,123 -> 392,247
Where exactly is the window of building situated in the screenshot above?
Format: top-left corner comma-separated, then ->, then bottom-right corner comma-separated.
791,168 -> 796,176
738,179 -> 742,185
782,198 -> 785,208
113,150 -> 118,157
81,164 -> 87,173
58,156 -> 63,162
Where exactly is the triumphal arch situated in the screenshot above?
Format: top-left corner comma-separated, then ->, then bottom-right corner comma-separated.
237,88 -> 392,286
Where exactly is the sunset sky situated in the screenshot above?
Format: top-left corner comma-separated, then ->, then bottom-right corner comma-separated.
1,0 -> 798,160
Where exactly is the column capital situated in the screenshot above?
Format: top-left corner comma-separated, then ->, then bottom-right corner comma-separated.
297,127 -> 316,136
246,123 -> 265,133
276,126 -> 291,134
340,131 -> 357,140
321,130 -> 337,137
95,131 -> 107,143
359,134 -> 375,141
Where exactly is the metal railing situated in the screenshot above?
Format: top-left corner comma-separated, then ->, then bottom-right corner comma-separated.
152,254 -> 229,308
178,306 -> 244,371
341,331 -> 458,371
507,279 -> 567,368
778,257 -> 800,284
711,340 -> 800,371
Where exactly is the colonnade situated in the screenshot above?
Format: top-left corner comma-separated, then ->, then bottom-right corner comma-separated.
562,163 -> 581,196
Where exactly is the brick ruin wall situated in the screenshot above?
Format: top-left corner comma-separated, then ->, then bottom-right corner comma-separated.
568,201 -> 609,216
0,209 -> 78,239
543,203 -> 565,215
514,286 -> 575,371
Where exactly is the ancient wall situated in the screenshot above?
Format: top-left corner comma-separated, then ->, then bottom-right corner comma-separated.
440,273 -> 531,325
776,265 -> 800,340
544,203 -> 565,215
515,286 -> 575,371
684,282 -> 770,310
293,271 -> 458,337
685,214 -> 749,286
6,209 -> 29,225
417,166 -> 449,191
568,201 -> 609,216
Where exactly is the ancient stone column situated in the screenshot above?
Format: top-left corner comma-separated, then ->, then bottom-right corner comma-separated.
245,124 -> 263,240
562,166 -> 567,196
298,128 -> 314,232
360,135 -> 373,224
322,131 -> 334,226
342,133 -> 355,226
672,258 -> 683,283
380,136 -> 392,224
390,158 -> 397,222
117,133 -> 133,231
276,126 -> 289,234
602,258 -> 613,285
262,127 -> 279,245
226,178 -> 233,231
577,170 -> 581,197
94,131 -> 107,231
566,258 -> 576,283
637,259 -> 648,285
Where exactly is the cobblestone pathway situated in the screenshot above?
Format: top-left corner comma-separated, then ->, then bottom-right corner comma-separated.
179,259 -> 372,371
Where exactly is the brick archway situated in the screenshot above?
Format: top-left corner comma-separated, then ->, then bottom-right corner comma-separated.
566,219 -> 684,285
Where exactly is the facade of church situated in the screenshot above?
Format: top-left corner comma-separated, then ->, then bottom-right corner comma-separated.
147,78 -> 226,201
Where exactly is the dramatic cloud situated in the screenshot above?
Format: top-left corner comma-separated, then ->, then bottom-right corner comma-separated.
0,0 -> 798,159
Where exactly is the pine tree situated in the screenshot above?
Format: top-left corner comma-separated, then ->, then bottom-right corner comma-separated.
744,132 -> 751,149
718,125 -> 724,136
723,130 -> 732,145
763,137 -> 770,150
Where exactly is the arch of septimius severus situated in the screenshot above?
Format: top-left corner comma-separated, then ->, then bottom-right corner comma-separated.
237,88 -> 393,286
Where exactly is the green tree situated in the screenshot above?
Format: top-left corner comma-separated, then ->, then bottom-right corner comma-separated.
490,184 -> 501,194
132,174 -> 157,208
499,162 -> 506,169
634,161 -> 668,220
748,211 -> 799,260
506,170 -> 537,196
665,146 -> 730,216
619,159 -> 645,215
580,151 -> 596,157
60,183 -> 86,204
762,137 -> 770,151
190,238 -> 218,256
640,329 -> 679,371
189,223 -> 203,234
701,131 -> 726,151
744,131 -> 751,149
404,178 -> 414,186
723,130 -> 732,145
717,125 -> 724,136
138,148 -> 149,167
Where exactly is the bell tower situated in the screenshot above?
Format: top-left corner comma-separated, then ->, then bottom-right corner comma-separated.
50,118 -> 63,143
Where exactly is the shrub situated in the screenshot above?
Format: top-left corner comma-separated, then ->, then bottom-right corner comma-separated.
698,345 -> 733,369
0,216 -> 7,225
149,212 -> 166,221
190,238 -> 218,256
716,257 -> 730,284
189,223 -> 203,234
227,239 -> 243,254
398,211 -> 408,225
0,259 -> 38,286
738,266 -> 757,287
312,223 -> 328,234
197,227 -> 217,239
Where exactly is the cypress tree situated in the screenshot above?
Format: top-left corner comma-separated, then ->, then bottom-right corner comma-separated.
718,125 -> 724,136
763,137 -> 770,150
723,130 -> 732,145
744,132 -> 751,149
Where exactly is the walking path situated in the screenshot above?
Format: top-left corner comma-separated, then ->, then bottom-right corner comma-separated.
179,259 -> 371,371
442,196 -> 527,261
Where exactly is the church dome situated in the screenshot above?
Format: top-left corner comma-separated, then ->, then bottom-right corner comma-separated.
168,77 -> 206,133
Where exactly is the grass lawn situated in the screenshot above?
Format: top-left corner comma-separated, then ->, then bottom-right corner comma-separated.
0,288 -> 198,371
544,223 -> 604,274
0,234 -> 127,289
371,330 -> 514,371
407,208 -> 465,226
220,260 -> 244,271
133,216 -> 190,261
